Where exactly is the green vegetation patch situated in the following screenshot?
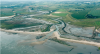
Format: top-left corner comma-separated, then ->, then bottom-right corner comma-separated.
71,10 -> 90,19
1,20 -> 43,29
70,18 -> 100,27
99,47 -> 100,50
1,23 -> 43,29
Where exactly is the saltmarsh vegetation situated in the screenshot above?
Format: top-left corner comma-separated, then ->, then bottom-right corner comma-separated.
49,38 -> 71,46
0,20 -> 43,29
99,47 -> 100,50
41,24 -> 53,32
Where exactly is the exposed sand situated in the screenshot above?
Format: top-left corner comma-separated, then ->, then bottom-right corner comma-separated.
53,31 -> 100,47
96,29 -> 100,33
54,12 -> 62,13
30,39 -> 48,46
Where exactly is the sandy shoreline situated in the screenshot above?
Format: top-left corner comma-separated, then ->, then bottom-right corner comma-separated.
53,31 -> 100,47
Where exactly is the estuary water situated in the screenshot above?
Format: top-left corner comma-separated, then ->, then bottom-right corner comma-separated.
1,31 -> 100,54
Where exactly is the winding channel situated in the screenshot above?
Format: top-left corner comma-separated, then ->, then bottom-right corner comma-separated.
39,19 -> 100,47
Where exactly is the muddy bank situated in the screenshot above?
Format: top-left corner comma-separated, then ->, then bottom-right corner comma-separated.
64,24 -> 94,37
60,23 -> 100,42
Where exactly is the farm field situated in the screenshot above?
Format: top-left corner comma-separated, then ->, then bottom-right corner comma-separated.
67,15 -> 100,27
89,9 -> 100,16
70,10 -> 90,19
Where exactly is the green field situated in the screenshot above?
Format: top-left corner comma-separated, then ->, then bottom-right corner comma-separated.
69,18 -> 100,27
1,11 -> 14,17
52,13 -> 68,17
71,10 -> 90,19
89,10 -> 100,16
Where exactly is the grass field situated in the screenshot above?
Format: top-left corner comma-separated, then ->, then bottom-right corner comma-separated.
89,10 -> 100,16
70,10 -> 90,19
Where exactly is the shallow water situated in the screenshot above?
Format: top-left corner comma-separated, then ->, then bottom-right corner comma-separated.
1,31 -> 100,54
98,34 -> 100,37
